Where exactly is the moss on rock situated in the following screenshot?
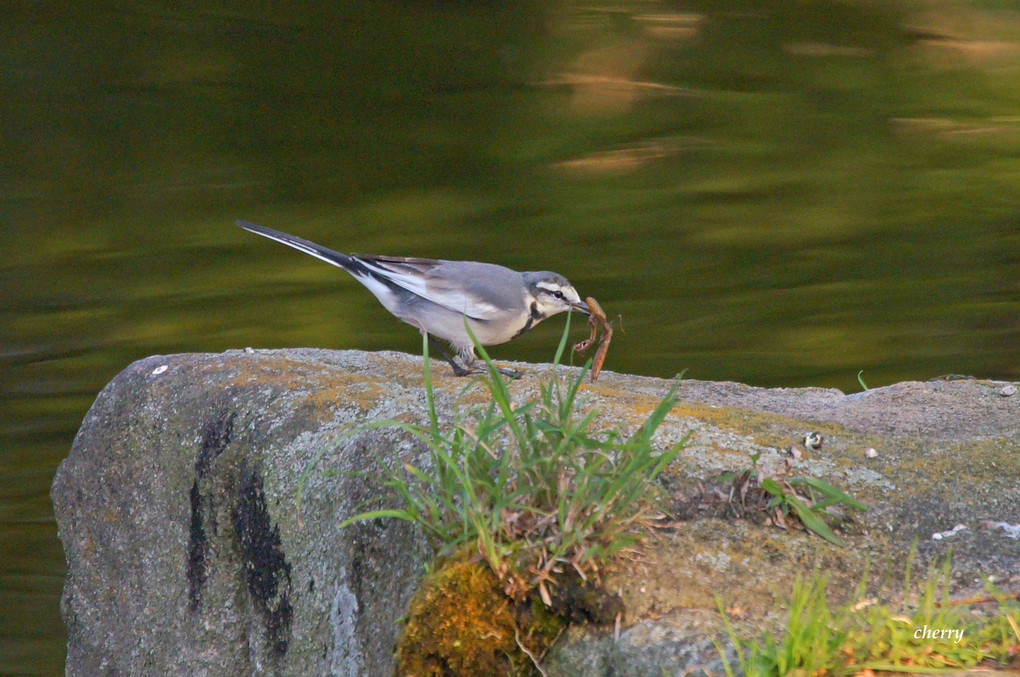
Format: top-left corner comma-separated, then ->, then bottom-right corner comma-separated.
394,557 -> 566,676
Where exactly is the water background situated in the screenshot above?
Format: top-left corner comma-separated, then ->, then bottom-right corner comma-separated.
2,2 -> 1018,673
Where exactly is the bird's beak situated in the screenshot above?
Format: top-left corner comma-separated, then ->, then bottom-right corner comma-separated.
570,299 -> 590,314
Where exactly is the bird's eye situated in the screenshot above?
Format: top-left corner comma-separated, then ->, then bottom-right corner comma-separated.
553,290 -> 565,299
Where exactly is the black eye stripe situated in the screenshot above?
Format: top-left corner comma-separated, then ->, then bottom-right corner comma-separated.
535,285 -> 569,300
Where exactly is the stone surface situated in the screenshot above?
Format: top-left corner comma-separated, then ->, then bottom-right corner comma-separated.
52,349 -> 1020,676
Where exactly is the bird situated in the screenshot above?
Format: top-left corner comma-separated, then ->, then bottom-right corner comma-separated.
236,220 -> 590,378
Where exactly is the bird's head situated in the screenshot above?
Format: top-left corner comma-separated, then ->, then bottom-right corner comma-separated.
523,272 -> 589,320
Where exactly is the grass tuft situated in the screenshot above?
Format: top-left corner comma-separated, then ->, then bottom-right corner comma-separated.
677,456 -> 867,547
335,322 -> 689,603
719,548 -> 1020,676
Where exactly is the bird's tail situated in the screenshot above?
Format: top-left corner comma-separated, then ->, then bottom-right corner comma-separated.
236,220 -> 360,272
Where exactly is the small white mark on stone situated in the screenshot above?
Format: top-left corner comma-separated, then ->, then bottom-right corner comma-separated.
979,520 -> 1020,539
864,447 -> 878,458
1000,385 -> 1017,397
152,365 -> 168,375
932,524 -> 967,540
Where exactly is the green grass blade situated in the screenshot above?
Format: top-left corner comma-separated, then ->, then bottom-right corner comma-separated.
760,477 -> 784,497
422,333 -> 439,439
785,492 -> 845,547
793,476 -> 868,511
552,310 -> 573,367
339,508 -> 415,528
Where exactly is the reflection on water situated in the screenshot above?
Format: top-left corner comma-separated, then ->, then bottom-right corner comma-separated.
2,1 -> 1019,672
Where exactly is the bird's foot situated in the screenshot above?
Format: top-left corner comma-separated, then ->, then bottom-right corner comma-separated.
448,358 -> 522,380
427,336 -> 522,379
495,366 -> 523,380
447,359 -> 481,377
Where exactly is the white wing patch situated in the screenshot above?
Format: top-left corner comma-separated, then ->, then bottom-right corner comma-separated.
358,259 -> 432,299
356,259 -> 506,321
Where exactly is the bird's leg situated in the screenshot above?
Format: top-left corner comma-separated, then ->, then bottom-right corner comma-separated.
427,335 -> 480,377
426,335 -> 522,379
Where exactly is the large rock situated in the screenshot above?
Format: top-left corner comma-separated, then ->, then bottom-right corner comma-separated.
52,349 -> 1020,676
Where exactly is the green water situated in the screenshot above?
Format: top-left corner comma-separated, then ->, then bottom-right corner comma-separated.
2,2 -> 1018,673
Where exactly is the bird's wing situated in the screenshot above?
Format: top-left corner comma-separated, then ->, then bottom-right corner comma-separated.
359,257 -> 521,321
236,221 -> 520,321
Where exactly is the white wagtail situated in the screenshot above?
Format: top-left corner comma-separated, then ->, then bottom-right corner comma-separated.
237,221 -> 589,378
